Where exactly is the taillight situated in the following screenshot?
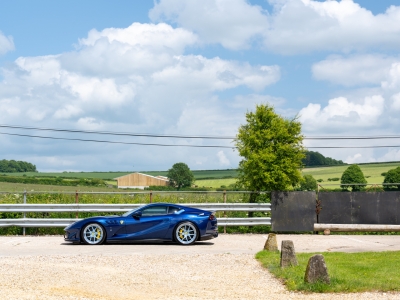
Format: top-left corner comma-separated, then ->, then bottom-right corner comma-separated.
209,214 -> 216,221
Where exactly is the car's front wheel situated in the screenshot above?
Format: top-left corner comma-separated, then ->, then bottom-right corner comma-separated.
81,223 -> 106,245
175,222 -> 198,245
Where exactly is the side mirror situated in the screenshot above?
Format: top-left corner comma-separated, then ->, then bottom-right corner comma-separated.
132,211 -> 142,219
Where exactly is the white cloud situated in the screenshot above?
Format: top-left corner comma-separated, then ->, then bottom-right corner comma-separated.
0,23 -> 278,126
378,149 -> 400,162
312,55 -> 396,86
149,0 -> 400,54
392,93 -> 400,111
149,0 -> 268,50
0,31 -> 14,55
299,95 -> 385,132
79,22 -> 197,53
232,94 -> 285,109
0,21 -> 281,171
382,62 -> 400,90
151,55 -> 280,92
265,0 -> 400,54
345,153 -> 363,164
217,151 -> 230,166
53,105 -> 82,120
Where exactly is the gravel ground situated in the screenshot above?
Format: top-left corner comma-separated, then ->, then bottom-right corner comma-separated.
1,235 -> 399,299
1,254 -> 398,300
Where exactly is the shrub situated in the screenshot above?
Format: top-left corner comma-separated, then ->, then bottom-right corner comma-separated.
383,167 -> 400,190
340,164 -> 367,191
299,175 -> 317,191
0,175 -> 107,187
328,177 -> 340,181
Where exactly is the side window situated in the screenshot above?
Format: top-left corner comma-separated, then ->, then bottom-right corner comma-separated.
168,206 -> 180,214
141,206 -> 168,216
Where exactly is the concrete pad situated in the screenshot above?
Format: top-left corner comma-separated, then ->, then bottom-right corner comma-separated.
1,234 -> 400,257
275,234 -> 400,253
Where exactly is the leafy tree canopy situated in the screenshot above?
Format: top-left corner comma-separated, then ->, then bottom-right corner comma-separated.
303,151 -> 344,167
235,104 -> 305,193
0,159 -> 37,172
340,164 -> 367,191
167,162 -> 194,190
299,174 -> 318,191
383,166 -> 400,190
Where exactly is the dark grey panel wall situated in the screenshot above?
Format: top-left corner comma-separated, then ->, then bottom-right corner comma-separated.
271,191 -> 316,231
319,192 -> 400,224
318,192 -> 352,224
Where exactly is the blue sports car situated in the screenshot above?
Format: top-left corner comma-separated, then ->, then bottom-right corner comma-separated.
64,203 -> 218,245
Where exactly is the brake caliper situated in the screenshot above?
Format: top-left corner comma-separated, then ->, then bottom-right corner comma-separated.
96,229 -> 101,239
179,228 -> 184,239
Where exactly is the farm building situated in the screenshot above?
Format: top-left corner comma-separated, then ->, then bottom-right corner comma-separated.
114,172 -> 169,189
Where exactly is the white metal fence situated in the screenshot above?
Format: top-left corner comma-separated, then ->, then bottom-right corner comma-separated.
0,203 -> 271,227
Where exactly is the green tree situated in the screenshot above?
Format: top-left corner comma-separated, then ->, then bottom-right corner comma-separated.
302,151 -> 344,166
167,162 -> 194,190
340,164 -> 367,191
383,166 -> 400,190
235,104 -> 305,200
299,174 -> 318,191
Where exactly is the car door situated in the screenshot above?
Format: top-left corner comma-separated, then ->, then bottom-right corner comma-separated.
124,205 -> 172,240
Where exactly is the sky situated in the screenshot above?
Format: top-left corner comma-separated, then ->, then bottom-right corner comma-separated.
0,0 -> 400,172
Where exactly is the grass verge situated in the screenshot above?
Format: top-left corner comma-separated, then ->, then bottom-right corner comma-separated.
256,250 -> 400,293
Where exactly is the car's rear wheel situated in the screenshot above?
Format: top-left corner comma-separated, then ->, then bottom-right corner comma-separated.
81,223 -> 106,245
175,222 -> 198,245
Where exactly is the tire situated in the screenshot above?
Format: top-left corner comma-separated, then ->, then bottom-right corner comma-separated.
175,222 -> 198,245
81,223 -> 106,245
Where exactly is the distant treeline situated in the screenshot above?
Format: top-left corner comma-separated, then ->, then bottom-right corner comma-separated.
0,159 -> 37,172
303,151 -> 345,167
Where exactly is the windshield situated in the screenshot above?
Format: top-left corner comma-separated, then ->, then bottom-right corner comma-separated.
121,206 -> 143,217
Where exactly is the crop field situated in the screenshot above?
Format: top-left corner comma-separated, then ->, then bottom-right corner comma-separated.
195,178 -> 237,188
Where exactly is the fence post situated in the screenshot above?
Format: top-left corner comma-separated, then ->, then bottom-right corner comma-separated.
223,190 -> 227,234
23,190 -> 27,236
150,191 -> 153,203
75,190 -> 79,218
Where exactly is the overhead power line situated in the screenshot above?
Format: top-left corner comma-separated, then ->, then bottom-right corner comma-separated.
0,132 -> 234,148
1,124 -> 400,149
1,131 -> 400,149
1,124 -> 400,140
0,124 -> 233,139
307,146 -> 400,149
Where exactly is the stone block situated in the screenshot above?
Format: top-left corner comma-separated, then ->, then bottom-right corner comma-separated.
304,254 -> 330,284
280,240 -> 298,268
264,233 -> 278,251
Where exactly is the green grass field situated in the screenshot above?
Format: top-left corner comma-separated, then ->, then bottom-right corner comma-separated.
2,169 -> 238,180
0,181 -> 122,192
256,250 -> 400,293
1,162 -> 399,191
302,162 -> 400,186
195,178 -> 237,188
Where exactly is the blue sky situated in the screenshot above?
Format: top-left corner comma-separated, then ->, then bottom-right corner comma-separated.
0,0 -> 400,172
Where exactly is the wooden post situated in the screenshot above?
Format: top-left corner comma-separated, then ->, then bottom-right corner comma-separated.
223,190 -> 227,234
75,190 -> 79,218
150,191 -> 153,203
314,224 -> 400,232
23,190 -> 26,236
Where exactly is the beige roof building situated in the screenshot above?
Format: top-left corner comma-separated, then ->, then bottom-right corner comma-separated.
114,172 -> 169,189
